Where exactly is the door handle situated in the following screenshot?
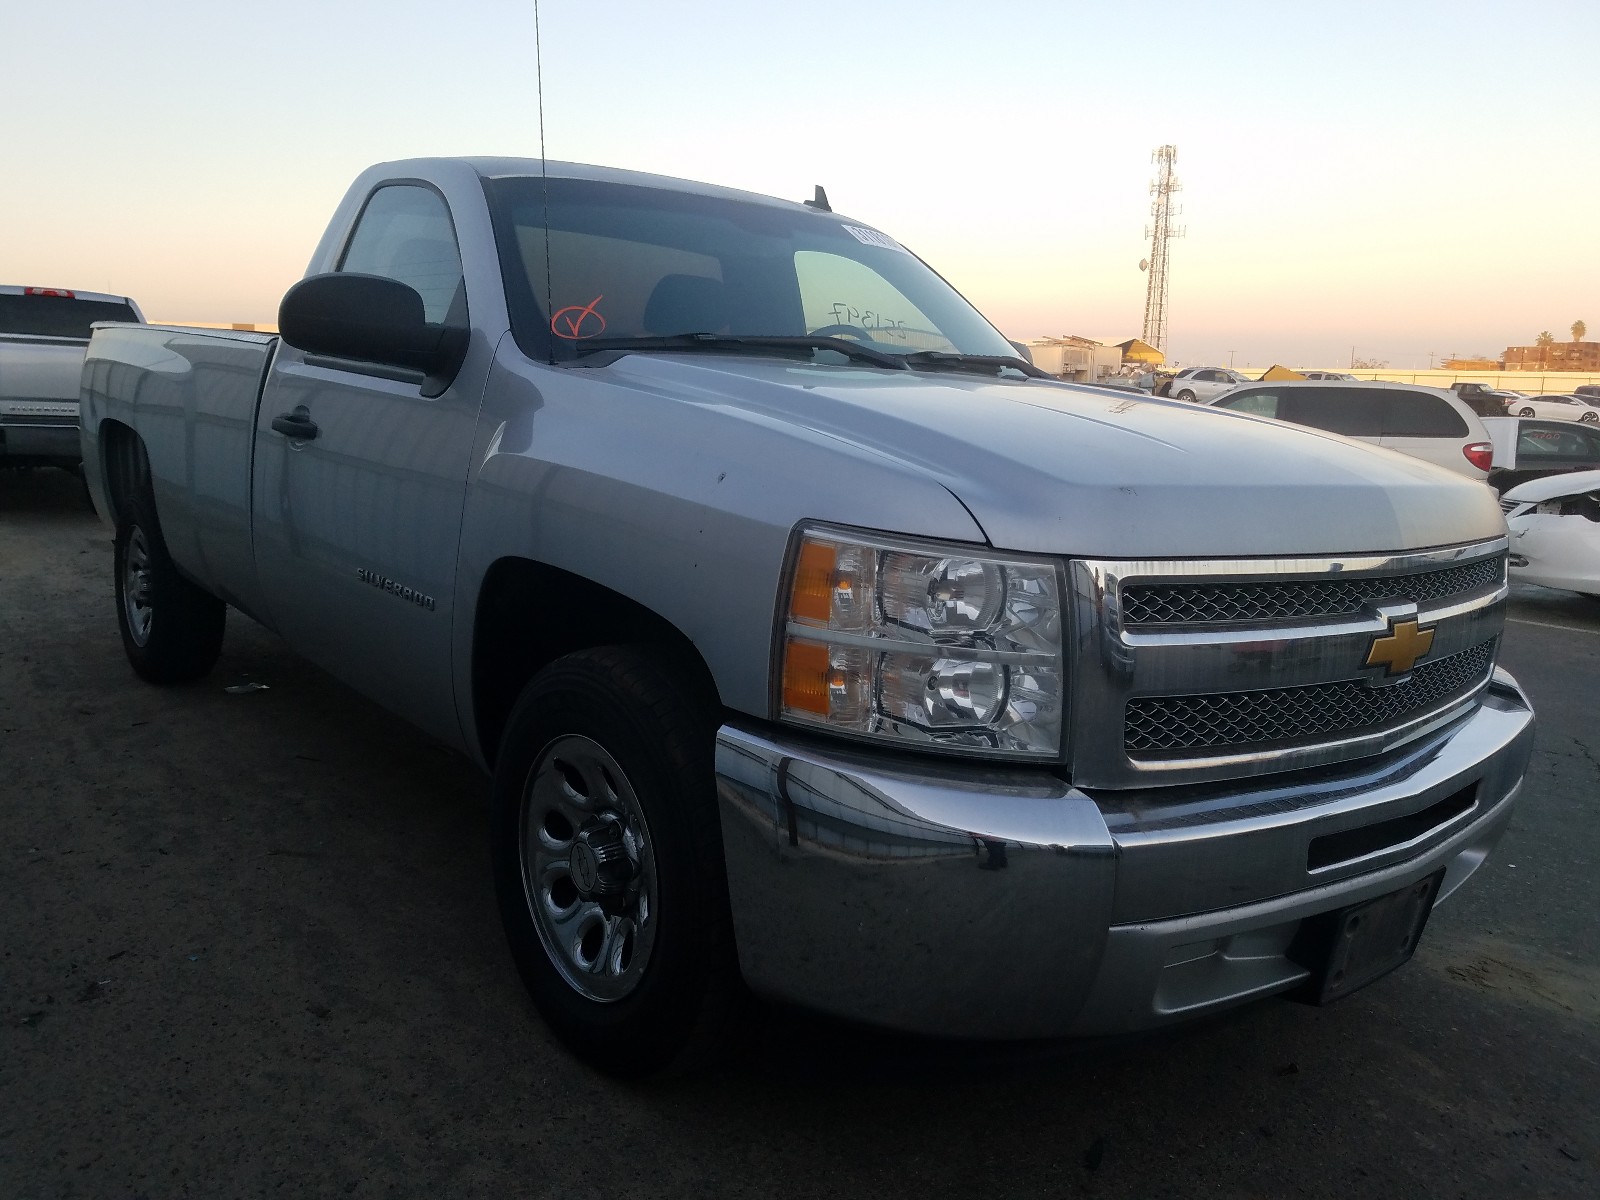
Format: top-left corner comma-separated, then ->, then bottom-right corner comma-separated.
271,406 -> 319,440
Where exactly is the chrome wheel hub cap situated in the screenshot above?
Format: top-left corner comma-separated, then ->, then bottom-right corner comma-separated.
521,734 -> 657,1002
123,527 -> 154,646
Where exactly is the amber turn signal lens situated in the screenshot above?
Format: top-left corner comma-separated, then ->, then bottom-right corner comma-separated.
781,638 -> 832,715
789,540 -> 836,624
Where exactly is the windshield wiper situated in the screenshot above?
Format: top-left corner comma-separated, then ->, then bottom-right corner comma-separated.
572,333 -> 908,371
900,350 -> 1050,379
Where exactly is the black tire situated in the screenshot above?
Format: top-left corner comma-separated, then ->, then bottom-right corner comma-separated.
1176,389 -> 1196,402
1518,407 -> 1536,417
1580,411 -> 1598,424
113,490 -> 226,684
489,646 -> 739,1077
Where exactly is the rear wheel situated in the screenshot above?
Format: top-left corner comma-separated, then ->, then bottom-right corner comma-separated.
113,491 -> 226,683
1519,407 -> 1536,417
489,646 -> 739,1076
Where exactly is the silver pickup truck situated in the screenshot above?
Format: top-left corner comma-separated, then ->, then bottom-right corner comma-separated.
3,286 -> 144,473
80,157 -> 1533,1076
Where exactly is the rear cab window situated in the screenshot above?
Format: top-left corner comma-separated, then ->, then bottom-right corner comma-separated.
793,252 -> 951,352
0,293 -> 139,340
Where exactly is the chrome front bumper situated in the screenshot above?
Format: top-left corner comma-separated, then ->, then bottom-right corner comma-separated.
714,669 -> 1534,1040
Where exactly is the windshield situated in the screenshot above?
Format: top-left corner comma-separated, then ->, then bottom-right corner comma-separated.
485,176 -> 1016,364
0,294 -> 138,339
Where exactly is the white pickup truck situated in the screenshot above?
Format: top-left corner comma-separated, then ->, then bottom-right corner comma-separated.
80,157 -> 1533,1076
1,286 -> 143,473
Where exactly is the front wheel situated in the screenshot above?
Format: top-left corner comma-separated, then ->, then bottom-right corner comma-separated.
1176,389 -> 1197,402
1580,411 -> 1598,424
1519,407 -> 1536,417
113,492 -> 226,683
489,646 -> 739,1076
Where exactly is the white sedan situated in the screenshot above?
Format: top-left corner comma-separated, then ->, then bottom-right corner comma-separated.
1502,468 -> 1600,597
1506,394 -> 1600,423
1165,366 -> 1254,402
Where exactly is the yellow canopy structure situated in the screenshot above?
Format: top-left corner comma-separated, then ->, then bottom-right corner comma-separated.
1114,338 -> 1164,365
1259,364 -> 1307,381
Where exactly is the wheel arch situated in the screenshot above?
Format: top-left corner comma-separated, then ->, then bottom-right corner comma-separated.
470,557 -> 723,770
97,419 -> 150,528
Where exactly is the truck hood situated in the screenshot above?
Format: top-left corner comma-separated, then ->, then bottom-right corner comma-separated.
602,354 -> 1508,558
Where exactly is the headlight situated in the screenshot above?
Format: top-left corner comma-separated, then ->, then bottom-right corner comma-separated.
777,526 -> 1065,759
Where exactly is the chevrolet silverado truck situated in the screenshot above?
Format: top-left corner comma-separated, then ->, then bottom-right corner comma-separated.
80,158 -> 1534,1076
2,286 -> 144,472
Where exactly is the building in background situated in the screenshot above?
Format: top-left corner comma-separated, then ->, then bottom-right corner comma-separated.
1026,335 -> 1123,380
1504,342 -> 1600,371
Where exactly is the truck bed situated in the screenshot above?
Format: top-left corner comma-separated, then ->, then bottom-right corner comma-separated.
81,324 -> 279,602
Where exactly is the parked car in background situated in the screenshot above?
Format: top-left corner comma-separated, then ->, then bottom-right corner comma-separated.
1206,381 -> 1493,478
1301,371 -> 1356,381
1164,366 -> 1253,402
1505,393 -> 1599,423
1574,385 -> 1600,401
1481,416 -> 1600,493
1448,382 -> 1518,418
1501,469 -> 1600,598
1,285 -> 145,473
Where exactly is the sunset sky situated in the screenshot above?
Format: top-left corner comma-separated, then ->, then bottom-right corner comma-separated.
5,0 -> 1596,369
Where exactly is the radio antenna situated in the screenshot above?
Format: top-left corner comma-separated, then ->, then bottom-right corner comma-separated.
535,0 -> 554,363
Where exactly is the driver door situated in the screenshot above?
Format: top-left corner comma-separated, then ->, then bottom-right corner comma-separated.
251,183 -> 480,747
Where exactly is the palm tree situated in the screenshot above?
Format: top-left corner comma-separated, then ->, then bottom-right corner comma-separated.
1573,320 -> 1588,343
1536,330 -> 1555,367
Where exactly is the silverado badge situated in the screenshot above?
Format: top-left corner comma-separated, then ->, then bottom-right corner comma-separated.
1365,618 -> 1435,676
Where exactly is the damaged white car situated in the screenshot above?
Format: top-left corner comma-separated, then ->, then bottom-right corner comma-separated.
1502,468 -> 1600,598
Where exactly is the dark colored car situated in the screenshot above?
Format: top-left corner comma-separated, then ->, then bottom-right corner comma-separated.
1449,381 -> 1518,418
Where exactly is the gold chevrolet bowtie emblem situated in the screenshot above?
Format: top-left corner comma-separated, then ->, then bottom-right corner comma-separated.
1366,619 -> 1435,676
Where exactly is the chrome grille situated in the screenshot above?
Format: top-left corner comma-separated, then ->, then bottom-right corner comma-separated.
1121,554 -> 1505,627
1125,638 -> 1496,755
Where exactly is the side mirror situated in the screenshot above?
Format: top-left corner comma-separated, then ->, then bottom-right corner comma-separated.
277,273 -> 466,396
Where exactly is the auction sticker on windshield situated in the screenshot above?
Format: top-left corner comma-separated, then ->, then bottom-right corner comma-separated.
842,226 -> 908,253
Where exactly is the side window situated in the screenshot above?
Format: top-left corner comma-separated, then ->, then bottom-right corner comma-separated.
1279,387 -> 1386,436
1221,389 -> 1279,417
794,252 -> 951,352
339,185 -> 464,324
1383,392 -> 1469,438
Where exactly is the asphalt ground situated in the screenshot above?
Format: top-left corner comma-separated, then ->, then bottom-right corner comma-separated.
2,465 -> 1596,1199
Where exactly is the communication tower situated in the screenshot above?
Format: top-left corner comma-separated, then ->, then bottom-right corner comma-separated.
1140,145 -> 1185,354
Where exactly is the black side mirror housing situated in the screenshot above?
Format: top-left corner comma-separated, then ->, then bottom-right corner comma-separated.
277,273 -> 467,397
